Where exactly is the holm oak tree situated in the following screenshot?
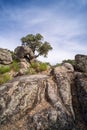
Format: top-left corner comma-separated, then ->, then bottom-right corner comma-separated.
21,33 -> 53,59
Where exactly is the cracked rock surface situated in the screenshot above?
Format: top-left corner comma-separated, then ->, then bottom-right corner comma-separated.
0,54 -> 87,130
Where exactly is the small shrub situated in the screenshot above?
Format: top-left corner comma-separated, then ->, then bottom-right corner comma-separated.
10,60 -> 20,72
0,74 -> 11,85
30,62 -> 48,72
26,67 -> 36,75
0,65 -> 11,74
39,63 -> 47,71
30,61 -> 40,72
31,62 -> 39,69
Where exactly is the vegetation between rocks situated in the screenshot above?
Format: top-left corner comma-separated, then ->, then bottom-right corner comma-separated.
0,65 -> 11,74
0,33 -> 77,85
10,60 -> 20,72
28,62 -> 48,74
0,73 -> 11,85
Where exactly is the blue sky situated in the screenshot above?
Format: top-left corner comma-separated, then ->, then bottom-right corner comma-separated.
0,0 -> 87,64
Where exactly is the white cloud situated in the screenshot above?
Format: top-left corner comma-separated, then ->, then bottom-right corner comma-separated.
0,3 -> 87,64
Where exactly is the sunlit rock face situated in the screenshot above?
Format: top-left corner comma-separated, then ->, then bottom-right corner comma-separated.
0,54 -> 87,130
0,48 -> 12,65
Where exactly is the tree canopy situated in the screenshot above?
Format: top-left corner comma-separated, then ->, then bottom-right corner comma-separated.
21,33 -> 53,59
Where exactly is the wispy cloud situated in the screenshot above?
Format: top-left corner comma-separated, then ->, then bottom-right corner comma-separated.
0,0 -> 87,64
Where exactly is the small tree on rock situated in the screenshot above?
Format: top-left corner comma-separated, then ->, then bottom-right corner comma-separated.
21,33 -> 53,59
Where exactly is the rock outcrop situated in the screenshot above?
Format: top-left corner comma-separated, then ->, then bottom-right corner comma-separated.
75,54 -> 87,124
14,46 -> 34,61
0,65 -> 75,130
18,58 -> 30,76
75,72 -> 87,123
0,48 -> 12,65
0,54 -> 87,130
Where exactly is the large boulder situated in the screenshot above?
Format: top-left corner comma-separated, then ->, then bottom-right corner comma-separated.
62,62 -> 74,72
14,46 -> 34,61
0,48 -> 12,65
0,66 -> 76,130
75,72 -> 87,123
75,54 -> 87,72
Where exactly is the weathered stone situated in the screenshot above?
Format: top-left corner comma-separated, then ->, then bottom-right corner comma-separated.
18,58 -> 30,75
75,54 -> 87,72
62,62 -> 74,72
0,70 -> 75,130
14,46 -> 34,61
75,72 -> 87,123
0,48 -> 12,65
53,66 -> 75,118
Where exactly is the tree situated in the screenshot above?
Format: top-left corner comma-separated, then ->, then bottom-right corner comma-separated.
21,33 -> 53,59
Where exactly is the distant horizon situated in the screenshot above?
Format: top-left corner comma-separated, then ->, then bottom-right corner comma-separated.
0,0 -> 87,64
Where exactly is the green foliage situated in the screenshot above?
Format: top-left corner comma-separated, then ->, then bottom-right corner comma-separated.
31,62 -> 39,69
21,33 -> 53,58
38,42 -> 52,57
0,65 -> 11,74
26,67 -> 36,75
52,63 -> 62,68
0,74 -> 11,85
0,60 -> 20,75
30,61 -> 40,72
10,60 -> 20,72
21,33 -> 43,53
39,63 -> 48,71
30,61 -> 48,72
62,59 -> 75,66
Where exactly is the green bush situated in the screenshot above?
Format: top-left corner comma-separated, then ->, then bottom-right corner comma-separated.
0,65 -> 11,74
30,62 -> 48,72
0,74 -> 11,85
30,61 -> 40,72
39,63 -> 47,71
10,60 -> 20,72
31,62 -> 39,69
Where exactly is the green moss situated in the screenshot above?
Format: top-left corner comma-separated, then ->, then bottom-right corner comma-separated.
0,65 -> 11,74
0,74 -> 11,85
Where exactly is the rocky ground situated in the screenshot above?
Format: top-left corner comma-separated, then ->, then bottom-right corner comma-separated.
0,53 -> 87,130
